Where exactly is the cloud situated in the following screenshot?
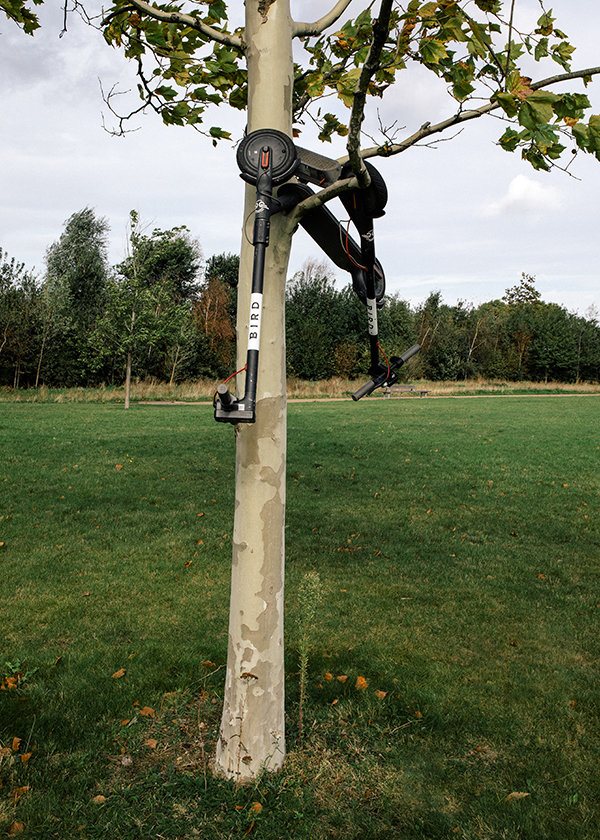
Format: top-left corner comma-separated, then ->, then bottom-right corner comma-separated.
482,174 -> 563,217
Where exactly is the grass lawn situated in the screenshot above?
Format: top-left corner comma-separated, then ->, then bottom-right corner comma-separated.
1,396 -> 599,839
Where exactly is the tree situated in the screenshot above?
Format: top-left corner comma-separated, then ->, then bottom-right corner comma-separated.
10,0 -> 600,780
286,260 -> 348,380
193,253 -> 239,376
503,273 -> 542,379
0,248 -> 39,385
44,208 -> 110,385
96,211 -> 202,404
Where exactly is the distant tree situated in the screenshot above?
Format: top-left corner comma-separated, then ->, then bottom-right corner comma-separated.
124,224 -> 203,303
205,253 -> 239,289
468,300 -> 511,380
286,260 -> 349,380
529,303 -> 578,382
193,253 -> 239,375
502,274 -> 543,379
576,307 -> 600,382
96,211 -> 201,404
0,248 -> 39,385
503,273 -> 542,308
43,208 -> 110,384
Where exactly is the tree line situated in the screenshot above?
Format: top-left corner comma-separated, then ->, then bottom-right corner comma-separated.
1,208 -> 599,388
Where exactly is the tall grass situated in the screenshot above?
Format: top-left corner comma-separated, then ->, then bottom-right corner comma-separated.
1,376 -> 598,403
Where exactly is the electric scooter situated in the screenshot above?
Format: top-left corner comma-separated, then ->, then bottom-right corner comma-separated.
213,129 -> 420,424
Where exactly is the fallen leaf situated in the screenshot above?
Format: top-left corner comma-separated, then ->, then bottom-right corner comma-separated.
115,464 -> 123,470
20,753 -> 32,765
355,676 -> 368,691
144,738 -> 158,749
7,822 -> 24,836
374,690 -> 387,700
11,737 -> 22,752
337,675 -> 348,683
249,802 -> 263,813
506,792 -> 530,802
10,786 -> 30,804
324,672 -> 333,681
201,661 -> 216,667
92,795 -> 107,805
112,669 -> 126,679
183,560 -> 192,567
414,710 -> 423,719
139,706 -> 155,718
330,699 -> 339,706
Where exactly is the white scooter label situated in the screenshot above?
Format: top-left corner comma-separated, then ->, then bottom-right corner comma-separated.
367,298 -> 378,336
247,292 -> 263,351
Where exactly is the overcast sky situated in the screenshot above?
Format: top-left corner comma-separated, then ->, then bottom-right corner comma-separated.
1,1 -> 599,315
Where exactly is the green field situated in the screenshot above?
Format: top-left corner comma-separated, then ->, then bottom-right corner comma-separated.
1,397 -> 599,839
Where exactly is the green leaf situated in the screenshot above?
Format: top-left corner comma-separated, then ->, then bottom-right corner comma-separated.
156,86 -> 177,102
588,114 -> 600,152
420,38 -> 447,66
306,74 -> 325,98
553,93 -> 590,121
498,127 -> 523,152
551,41 -> 575,71
494,92 -> 519,118
534,37 -> 548,61
536,11 -> 555,37
473,0 -> 501,11
518,92 -> 557,131
336,67 -> 361,107
452,79 -> 475,101
571,122 -> 589,150
209,126 -> 231,140
521,145 -> 551,172
533,124 -> 561,155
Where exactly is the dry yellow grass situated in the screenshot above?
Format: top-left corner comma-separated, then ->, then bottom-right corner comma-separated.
0,377 -> 598,403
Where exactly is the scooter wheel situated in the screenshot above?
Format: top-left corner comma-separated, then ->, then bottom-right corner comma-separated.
237,129 -> 299,186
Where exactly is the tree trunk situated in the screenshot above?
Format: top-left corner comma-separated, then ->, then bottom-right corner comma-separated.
125,304 -> 136,409
35,328 -> 47,389
169,344 -> 180,386
214,0 -> 294,782
124,350 -> 132,409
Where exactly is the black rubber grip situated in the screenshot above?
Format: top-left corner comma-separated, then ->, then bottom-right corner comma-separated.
216,383 -> 235,408
352,379 -> 377,401
399,343 -> 421,364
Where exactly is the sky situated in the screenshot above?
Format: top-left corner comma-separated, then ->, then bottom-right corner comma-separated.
1,0 -> 599,316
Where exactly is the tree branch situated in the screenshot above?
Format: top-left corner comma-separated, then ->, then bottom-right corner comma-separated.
347,0 -> 394,185
282,174 -> 360,235
292,0 -> 354,38
121,0 -> 243,49
351,65 -> 600,161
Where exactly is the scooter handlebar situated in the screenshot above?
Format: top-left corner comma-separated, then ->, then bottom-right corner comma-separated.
351,343 -> 422,401
398,343 -> 421,364
352,378 -> 379,401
